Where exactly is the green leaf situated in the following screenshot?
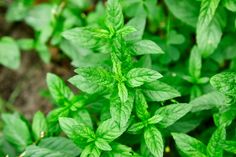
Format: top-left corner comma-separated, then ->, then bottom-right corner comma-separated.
144,126 -> 163,157
95,138 -> 112,151
134,90 -> 150,120
25,4 -> 52,31
172,133 -> 207,157
35,41 -> 51,63
196,0 -> 224,57
0,37 -> 20,69
96,119 -> 127,142
80,144 -> 101,157
105,0 -> 124,31
130,40 -> 164,56
32,111 -> 48,141
62,27 -> 98,48
69,67 -> 114,94
127,68 -> 162,87
25,137 -> 80,157
224,0 -> 236,12
147,115 -> 163,125
17,38 -> 34,50
142,81 -> 181,102
190,92 -> 225,112
189,46 -> 202,79
164,0 -> 199,27
105,142 -> 133,156
47,73 -> 74,106
222,141 -> 236,154
117,82 -> 128,102
155,103 -> 191,128
128,122 -> 145,134
2,113 -> 32,151
6,0 -> 34,22
125,15 -> 146,41
110,94 -> 134,127
210,72 -> 236,98
59,117 -> 79,139
207,126 -> 226,157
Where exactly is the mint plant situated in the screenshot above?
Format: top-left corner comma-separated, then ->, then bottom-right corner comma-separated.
1,0 -> 236,157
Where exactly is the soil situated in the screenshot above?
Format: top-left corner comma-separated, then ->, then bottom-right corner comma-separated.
0,6 -> 74,119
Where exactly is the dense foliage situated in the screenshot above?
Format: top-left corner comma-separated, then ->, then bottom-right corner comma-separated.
0,0 -> 236,157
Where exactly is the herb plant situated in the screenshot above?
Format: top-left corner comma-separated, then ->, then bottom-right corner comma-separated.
1,0 -> 236,157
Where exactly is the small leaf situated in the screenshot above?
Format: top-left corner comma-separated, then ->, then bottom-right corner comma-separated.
130,40 -> 164,55
155,103 -> 192,128
95,138 -> 112,151
172,133 -> 207,157
189,46 -> 202,79
144,126 -> 164,157
134,90 -> 150,120
47,73 -> 74,106
105,0 -> 124,31
147,115 -> 163,125
0,37 -> 20,69
127,68 -> 163,87
32,111 -> 48,141
128,122 -> 145,134
80,144 -> 101,157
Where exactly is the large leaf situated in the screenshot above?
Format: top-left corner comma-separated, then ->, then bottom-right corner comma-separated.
155,103 -> 192,128
110,94 -> 134,127
142,81 -> 181,102
207,126 -> 226,157
172,133 -> 207,157
164,0 -> 199,27
2,114 -> 32,151
144,126 -> 163,157
210,72 -> 236,98
196,0 -> 225,57
25,137 -> 80,157
69,67 -> 114,94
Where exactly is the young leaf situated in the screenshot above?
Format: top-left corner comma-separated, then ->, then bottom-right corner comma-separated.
2,113 -> 32,151
59,117 -> 79,139
147,115 -> 163,125
128,122 -> 145,134
95,138 -> 112,151
32,111 -> 48,141
189,46 -> 202,79
130,40 -> 164,55
155,103 -> 192,128
105,0 -> 124,31
144,126 -> 164,157
142,81 -> 181,102
80,144 -> 101,157
134,90 -> 150,120
127,68 -> 163,87
0,37 -> 20,69
172,133 -> 207,157
47,73 -> 74,106
69,67 -> 114,94
207,126 -> 226,157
